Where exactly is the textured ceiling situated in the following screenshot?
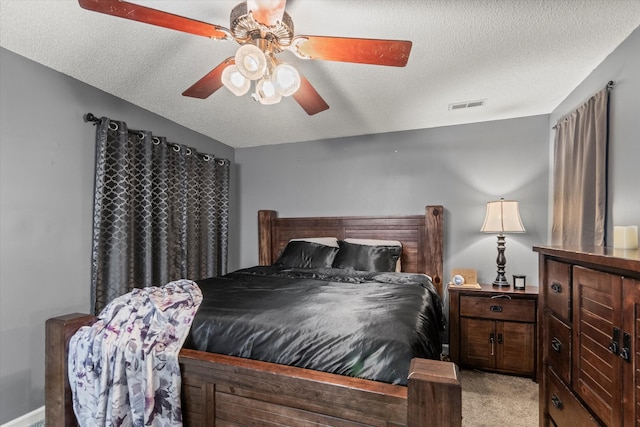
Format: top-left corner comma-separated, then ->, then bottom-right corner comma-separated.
1,0 -> 639,148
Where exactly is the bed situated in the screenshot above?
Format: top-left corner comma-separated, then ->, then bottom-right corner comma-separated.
46,205 -> 461,426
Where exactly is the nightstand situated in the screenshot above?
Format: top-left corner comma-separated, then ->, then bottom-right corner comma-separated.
448,284 -> 538,380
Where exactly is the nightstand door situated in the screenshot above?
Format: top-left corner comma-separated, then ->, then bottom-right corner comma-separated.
460,318 -> 496,369
497,321 -> 535,375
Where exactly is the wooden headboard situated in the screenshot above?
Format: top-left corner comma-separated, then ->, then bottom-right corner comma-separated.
257,205 -> 444,295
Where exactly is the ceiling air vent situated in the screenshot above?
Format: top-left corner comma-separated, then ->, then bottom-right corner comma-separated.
448,99 -> 486,111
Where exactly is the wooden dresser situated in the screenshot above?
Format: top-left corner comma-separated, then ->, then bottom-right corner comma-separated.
534,246 -> 640,427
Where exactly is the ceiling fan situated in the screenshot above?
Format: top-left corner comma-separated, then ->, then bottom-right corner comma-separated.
77,0 -> 413,115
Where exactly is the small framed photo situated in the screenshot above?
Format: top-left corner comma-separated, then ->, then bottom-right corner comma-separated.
513,275 -> 526,290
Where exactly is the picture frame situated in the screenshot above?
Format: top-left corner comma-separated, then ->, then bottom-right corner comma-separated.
513,274 -> 526,290
450,268 -> 478,286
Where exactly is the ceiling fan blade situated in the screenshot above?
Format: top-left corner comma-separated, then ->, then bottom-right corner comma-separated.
292,75 -> 329,115
78,0 -> 230,40
246,0 -> 287,26
290,35 -> 412,67
182,58 -> 234,99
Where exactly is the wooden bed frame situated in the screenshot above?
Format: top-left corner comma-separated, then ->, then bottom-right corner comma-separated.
46,205 -> 461,426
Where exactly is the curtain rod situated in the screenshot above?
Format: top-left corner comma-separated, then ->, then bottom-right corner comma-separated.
81,112 -> 229,164
552,81 -> 615,129
83,112 -> 101,124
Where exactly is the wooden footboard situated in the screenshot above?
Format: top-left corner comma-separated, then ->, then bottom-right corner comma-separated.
46,314 -> 461,427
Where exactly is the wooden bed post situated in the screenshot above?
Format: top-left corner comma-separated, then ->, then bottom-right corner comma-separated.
45,313 -> 96,427
425,205 -> 444,295
407,359 -> 461,427
258,210 -> 277,265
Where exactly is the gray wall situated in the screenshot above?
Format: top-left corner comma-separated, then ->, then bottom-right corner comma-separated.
236,115 -> 551,286
0,48 -> 236,423
549,26 -> 640,234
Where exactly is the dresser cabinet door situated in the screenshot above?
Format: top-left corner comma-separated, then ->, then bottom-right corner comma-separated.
623,277 -> 639,427
573,266 -> 624,427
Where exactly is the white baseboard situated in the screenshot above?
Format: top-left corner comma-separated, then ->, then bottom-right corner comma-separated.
1,407 -> 45,427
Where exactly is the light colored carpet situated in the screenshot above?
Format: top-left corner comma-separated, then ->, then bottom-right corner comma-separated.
460,369 -> 538,427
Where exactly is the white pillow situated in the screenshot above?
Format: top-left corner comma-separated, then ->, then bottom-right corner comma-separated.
343,238 -> 403,272
290,237 -> 339,248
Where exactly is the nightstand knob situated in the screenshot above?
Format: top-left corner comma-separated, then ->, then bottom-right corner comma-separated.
490,305 -> 503,312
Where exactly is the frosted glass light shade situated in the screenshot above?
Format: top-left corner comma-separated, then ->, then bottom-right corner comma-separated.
235,44 -> 267,80
221,65 -> 250,96
254,77 -> 282,105
481,198 -> 525,233
273,63 -> 301,96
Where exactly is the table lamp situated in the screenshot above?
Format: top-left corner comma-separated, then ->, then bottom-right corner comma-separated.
481,198 -> 525,287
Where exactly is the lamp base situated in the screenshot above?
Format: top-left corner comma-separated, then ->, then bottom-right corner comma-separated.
492,277 -> 511,287
491,234 -> 510,287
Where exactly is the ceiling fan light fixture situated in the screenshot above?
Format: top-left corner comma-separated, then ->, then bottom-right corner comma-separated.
235,44 -> 267,80
253,77 -> 282,105
221,65 -> 251,96
273,63 -> 301,96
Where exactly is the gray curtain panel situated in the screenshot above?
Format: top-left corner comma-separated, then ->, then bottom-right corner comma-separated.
552,85 -> 610,247
90,118 -> 229,313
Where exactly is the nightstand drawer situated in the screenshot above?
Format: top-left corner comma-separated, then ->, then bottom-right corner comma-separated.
545,312 -> 571,384
545,260 -> 571,322
459,295 -> 535,322
547,368 -> 599,427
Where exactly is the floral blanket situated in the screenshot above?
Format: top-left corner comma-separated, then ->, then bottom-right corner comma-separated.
68,279 -> 202,427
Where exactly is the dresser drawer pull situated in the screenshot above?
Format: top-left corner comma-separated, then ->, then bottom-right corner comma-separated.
489,305 -> 503,312
608,327 -> 620,355
620,332 -> 631,362
551,337 -> 563,353
551,394 -> 563,410
550,282 -> 562,293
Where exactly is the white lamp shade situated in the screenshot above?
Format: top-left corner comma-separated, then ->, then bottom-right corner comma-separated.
273,63 -> 301,96
221,65 -> 251,96
235,44 -> 267,80
253,77 -> 282,105
481,199 -> 525,233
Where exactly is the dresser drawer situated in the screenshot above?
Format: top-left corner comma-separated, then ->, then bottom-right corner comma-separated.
459,295 -> 535,322
545,260 -> 572,322
545,313 -> 571,384
547,369 -> 600,427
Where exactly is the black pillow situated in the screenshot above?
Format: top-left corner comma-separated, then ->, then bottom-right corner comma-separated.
332,241 -> 401,272
275,241 -> 339,269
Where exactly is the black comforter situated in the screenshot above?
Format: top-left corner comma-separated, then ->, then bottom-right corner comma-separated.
187,266 -> 445,385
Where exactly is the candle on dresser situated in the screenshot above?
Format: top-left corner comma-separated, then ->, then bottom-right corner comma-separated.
613,225 -> 638,249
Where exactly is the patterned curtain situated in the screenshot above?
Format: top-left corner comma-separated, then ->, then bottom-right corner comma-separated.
90,117 -> 230,313
551,84 -> 610,247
